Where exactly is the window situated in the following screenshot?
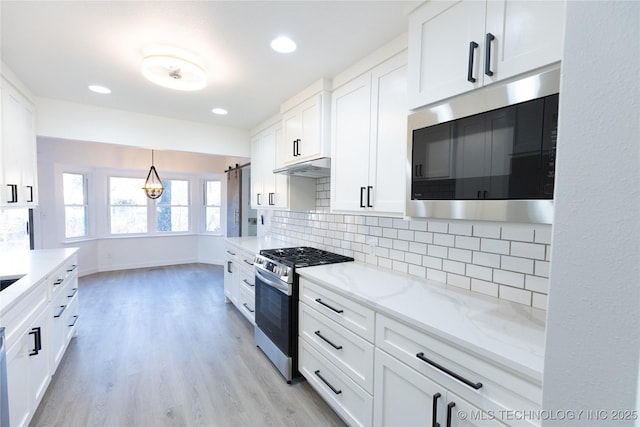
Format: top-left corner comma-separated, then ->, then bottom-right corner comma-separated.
204,180 -> 221,233
156,179 -> 189,232
109,177 -> 147,234
63,173 -> 88,238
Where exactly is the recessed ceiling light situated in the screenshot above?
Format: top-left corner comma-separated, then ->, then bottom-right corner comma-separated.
88,85 -> 111,94
270,36 -> 297,53
211,108 -> 228,115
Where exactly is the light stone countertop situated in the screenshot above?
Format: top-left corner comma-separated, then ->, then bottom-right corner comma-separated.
297,261 -> 546,382
0,248 -> 79,316
225,236 -> 546,381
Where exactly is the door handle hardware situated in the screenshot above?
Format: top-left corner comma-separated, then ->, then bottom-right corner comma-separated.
314,370 -> 342,395
314,330 -> 343,350
467,41 -> 478,83
416,352 -> 483,390
485,33 -> 495,76
367,186 -> 373,208
432,392 -> 442,427
314,298 -> 344,314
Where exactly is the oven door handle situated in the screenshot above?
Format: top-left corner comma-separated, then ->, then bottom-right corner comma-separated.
255,268 -> 291,296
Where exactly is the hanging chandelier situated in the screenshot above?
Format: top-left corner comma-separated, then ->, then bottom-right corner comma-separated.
143,150 -> 164,199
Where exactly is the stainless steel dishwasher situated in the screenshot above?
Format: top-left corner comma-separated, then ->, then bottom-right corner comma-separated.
0,327 -> 9,427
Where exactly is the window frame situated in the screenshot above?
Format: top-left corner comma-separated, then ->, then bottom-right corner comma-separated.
61,170 -> 92,242
203,178 -> 223,235
155,178 -> 191,233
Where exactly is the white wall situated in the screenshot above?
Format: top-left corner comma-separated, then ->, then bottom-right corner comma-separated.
542,2 -> 639,425
35,97 -> 251,158
36,138 -> 241,275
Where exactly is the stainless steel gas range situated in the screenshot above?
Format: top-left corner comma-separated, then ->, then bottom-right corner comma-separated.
253,247 -> 354,383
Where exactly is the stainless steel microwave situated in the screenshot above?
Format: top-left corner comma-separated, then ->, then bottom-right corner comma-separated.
406,66 -> 560,224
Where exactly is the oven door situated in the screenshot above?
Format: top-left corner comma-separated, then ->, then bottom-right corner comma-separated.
254,268 -> 293,356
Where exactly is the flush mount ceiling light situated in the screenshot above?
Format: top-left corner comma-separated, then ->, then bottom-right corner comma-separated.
88,85 -> 111,94
143,150 -> 164,200
141,53 -> 206,91
270,36 -> 297,53
211,108 -> 228,115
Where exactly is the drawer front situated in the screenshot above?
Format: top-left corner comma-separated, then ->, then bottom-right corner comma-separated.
300,339 -> 373,427
375,314 -> 542,418
239,283 -> 255,324
300,302 -> 374,393
299,277 -> 375,342
50,255 -> 78,299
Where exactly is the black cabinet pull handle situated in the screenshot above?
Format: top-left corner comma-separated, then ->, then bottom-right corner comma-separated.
28,327 -> 40,356
242,279 -> 254,287
314,330 -> 343,350
485,33 -> 495,76
416,352 -> 483,390
26,185 -> 34,202
467,41 -> 478,83
53,278 -> 64,286
226,250 -> 236,256
314,370 -> 342,395
359,187 -> 366,208
432,392 -> 441,427
7,184 -> 18,203
257,193 -> 262,205
227,261 -> 232,273
54,305 -> 67,318
315,298 -> 344,314
68,315 -> 79,327
66,264 -> 78,272
242,303 -> 255,313
243,259 -> 253,266
446,402 -> 456,427
296,139 -> 301,156
268,192 -> 275,205
292,140 -> 297,157
68,288 -> 78,298
367,186 -> 373,208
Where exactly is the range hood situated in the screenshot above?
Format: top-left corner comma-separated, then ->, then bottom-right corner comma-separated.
273,157 -> 331,178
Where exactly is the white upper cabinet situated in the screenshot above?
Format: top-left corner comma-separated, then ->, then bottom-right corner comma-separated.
280,79 -> 331,165
408,0 -> 565,109
250,121 -> 316,211
1,76 -> 38,206
331,51 -> 408,216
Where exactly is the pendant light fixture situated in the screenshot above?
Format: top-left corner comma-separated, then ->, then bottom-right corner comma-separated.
143,150 -> 164,199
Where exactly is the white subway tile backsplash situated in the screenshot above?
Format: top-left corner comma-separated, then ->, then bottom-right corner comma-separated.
480,238 -> 510,255
525,275 -> 549,293
261,177 -> 552,309
433,233 -> 455,247
398,229 -> 415,241
447,273 -> 471,289
427,221 -> 448,233
473,224 -> 501,238
448,222 -> 473,236
455,235 -> 481,251
535,260 -> 550,278
422,255 -> 443,270
466,264 -> 493,281
501,255 -> 534,274
499,285 -> 532,305
427,245 -> 448,259
443,259 -> 466,275
471,279 -> 499,297
472,251 -> 501,268
511,242 -> 546,260
448,248 -> 472,263
493,269 -> 525,288
501,224 -> 535,242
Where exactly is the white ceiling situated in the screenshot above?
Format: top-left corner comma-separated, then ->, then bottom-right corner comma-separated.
1,1 -> 419,131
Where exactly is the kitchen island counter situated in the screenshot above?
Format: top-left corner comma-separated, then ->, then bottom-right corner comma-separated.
0,248 -> 79,316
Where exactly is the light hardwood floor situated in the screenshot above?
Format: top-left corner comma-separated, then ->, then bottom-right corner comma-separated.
31,264 -> 346,427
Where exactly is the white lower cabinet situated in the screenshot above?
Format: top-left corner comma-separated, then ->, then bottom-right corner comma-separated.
374,348 -> 505,427
223,242 -> 256,325
299,277 -> 375,427
4,252 -> 79,427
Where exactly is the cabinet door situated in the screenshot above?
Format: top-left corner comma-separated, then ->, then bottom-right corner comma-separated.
261,130 -> 277,207
298,94 -> 322,162
223,255 -> 234,302
408,1 -> 485,109
271,125 -> 289,208
7,339 -> 30,427
250,136 -> 264,209
20,100 -> 37,204
2,83 -> 25,205
282,109 -> 300,165
485,0 -> 565,84
373,348 -> 442,427
446,391 -> 508,427
369,53 -> 407,215
28,308 -> 50,409
331,73 -> 372,212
